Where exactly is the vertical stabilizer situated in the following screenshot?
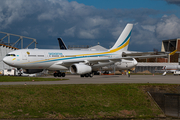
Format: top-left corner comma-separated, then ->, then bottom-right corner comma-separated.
109,24 -> 133,52
58,38 -> 67,50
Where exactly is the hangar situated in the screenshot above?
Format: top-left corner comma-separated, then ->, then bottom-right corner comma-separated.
0,31 -> 37,73
0,44 -> 18,70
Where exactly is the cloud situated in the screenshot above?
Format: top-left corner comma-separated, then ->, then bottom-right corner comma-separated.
0,0 -> 41,29
129,14 -> 180,51
21,31 -> 29,36
63,26 -> 76,37
155,15 -> 180,39
0,0 -> 179,51
165,0 -> 180,6
141,25 -> 156,32
78,28 -> 99,39
37,0 -> 94,21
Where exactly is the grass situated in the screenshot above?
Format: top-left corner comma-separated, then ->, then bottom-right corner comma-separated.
0,84 -> 163,119
0,76 -> 68,82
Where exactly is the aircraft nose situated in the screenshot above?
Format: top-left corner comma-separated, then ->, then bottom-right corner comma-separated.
3,57 -> 10,65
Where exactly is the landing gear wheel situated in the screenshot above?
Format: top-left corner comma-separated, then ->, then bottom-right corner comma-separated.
85,73 -> 89,77
89,73 -> 93,77
58,73 -> 61,77
80,74 -> 84,77
18,73 -> 22,76
54,73 -> 58,77
61,73 -> 66,77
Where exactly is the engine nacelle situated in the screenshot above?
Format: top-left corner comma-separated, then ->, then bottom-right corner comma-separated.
70,64 -> 92,74
115,58 -> 137,70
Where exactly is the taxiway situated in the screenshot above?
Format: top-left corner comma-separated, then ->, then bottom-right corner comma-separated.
0,75 -> 180,85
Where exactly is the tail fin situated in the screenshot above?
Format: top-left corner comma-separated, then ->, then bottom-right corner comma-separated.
58,38 -> 68,50
109,23 -> 133,52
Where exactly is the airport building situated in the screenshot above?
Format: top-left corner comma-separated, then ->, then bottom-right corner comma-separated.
135,38 -> 180,73
161,38 -> 180,63
135,62 -> 178,74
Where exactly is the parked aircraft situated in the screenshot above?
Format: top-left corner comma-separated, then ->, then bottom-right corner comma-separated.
3,24 -> 168,77
161,65 -> 180,75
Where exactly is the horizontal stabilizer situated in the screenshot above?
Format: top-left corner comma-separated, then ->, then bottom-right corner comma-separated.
169,50 -> 177,55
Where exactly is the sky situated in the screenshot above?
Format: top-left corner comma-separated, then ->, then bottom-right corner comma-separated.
0,0 -> 180,51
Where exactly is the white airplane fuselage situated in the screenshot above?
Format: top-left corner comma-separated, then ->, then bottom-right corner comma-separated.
3,49 -> 136,71
3,24 -> 139,76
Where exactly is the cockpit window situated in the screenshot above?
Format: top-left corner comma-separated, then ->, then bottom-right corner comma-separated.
6,54 -> 16,56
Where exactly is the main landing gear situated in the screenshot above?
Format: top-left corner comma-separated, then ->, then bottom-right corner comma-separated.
53,71 -> 66,77
80,73 -> 93,78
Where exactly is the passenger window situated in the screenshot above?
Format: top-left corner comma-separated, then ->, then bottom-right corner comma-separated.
28,55 -> 36,57
38,55 -> 44,57
52,55 -> 59,57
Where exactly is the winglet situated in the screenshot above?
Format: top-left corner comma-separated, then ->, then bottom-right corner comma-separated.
169,50 -> 177,55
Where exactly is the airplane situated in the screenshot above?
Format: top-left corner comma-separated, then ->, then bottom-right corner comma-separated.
3,23 -> 168,77
161,65 -> 180,76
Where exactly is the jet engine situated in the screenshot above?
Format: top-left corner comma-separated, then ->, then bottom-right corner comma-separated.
70,64 -> 92,74
115,58 -> 137,70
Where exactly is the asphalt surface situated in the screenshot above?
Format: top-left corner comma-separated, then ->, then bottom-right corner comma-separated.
0,74 -> 180,85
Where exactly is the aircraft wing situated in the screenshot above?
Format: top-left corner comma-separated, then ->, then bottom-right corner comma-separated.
122,50 -> 176,57
55,57 -> 121,66
55,53 -> 168,66
53,49 -> 174,66
122,51 -> 166,57
123,54 -> 168,59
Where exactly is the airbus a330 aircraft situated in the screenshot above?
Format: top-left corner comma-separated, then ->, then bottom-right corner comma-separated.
3,24 -> 168,77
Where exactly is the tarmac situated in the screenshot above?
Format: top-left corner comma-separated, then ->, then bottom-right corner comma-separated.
0,74 -> 180,85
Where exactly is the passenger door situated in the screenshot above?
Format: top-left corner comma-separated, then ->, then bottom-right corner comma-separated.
22,52 -> 27,60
